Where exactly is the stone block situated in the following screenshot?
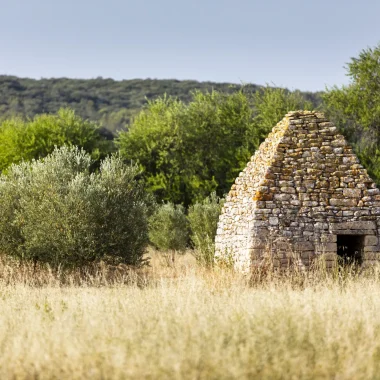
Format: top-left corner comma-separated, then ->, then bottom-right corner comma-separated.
364,246 -> 380,253
331,139 -> 346,147
303,201 -> 319,207
322,243 -> 337,251
269,217 -> 279,226
321,234 -> 337,243
294,241 -> 314,251
363,252 -> 380,260
343,188 -> 361,198
331,221 -> 376,231
274,194 -> 292,201
254,221 -> 268,227
319,122 -> 334,127
299,193 -> 310,201
280,187 -> 296,194
279,180 -> 294,187
365,188 -> 380,196
317,252 -> 337,261
364,236 -> 378,246
355,210 -> 370,217
343,156 -> 359,164
333,229 -> 375,235
300,251 -> 314,259
329,198 -> 358,207
314,222 -> 329,230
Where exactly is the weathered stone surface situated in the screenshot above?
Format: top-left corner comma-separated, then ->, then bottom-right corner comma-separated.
343,188 -> 362,198
363,252 -> 380,260
294,241 -> 314,251
316,243 -> 337,252
269,217 -> 279,226
331,221 -> 377,231
333,229 -> 376,235
321,253 -> 338,261
364,235 -> 378,246
364,246 -> 380,253
214,111 -> 380,273
321,234 -> 337,243
329,199 -> 358,207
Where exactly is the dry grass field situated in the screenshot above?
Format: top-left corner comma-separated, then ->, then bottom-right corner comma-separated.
1,251 -> 380,379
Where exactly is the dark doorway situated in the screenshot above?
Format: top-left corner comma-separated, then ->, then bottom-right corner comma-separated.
337,235 -> 364,266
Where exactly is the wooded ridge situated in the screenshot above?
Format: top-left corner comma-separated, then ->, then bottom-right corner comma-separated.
0,75 -> 322,132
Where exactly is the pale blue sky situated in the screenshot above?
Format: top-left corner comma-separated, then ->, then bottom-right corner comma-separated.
0,0 -> 379,91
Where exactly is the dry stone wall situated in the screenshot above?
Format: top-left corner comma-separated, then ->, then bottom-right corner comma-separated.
215,111 -> 380,272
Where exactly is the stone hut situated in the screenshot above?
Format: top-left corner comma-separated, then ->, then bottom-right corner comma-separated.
215,111 -> 380,272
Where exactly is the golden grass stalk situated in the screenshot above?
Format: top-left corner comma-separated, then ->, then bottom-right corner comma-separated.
0,250 -> 379,379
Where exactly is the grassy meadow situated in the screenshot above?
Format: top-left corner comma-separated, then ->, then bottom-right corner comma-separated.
1,251 -> 380,379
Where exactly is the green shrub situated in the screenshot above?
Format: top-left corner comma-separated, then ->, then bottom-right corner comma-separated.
188,192 -> 224,266
149,203 -> 189,264
0,146 -> 153,268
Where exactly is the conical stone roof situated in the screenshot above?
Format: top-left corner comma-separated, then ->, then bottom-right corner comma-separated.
215,111 -> 380,272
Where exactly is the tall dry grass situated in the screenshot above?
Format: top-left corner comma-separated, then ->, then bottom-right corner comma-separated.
0,250 -> 380,379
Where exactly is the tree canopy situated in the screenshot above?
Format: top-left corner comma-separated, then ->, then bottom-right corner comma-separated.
0,108 -> 114,172
117,88 -> 312,205
323,43 -> 380,183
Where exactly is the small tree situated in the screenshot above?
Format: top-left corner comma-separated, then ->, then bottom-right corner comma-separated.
0,146 -> 152,268
188,192 -> 224,267
149,203 -> 189,265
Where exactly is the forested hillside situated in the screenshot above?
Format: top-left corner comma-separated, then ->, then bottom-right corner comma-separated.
0,76 -> 321,132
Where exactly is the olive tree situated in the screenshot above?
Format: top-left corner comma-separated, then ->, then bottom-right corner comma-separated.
0,146 -> 153,268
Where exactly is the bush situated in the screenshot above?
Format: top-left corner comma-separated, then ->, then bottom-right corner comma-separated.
0,146 -> 153,268
188,193 -> 224,266
149,203 -> 189,264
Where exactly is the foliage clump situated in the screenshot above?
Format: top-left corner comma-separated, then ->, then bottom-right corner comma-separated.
322,43 -> 380,184
188,192 -> 224,266
252,85 -> 313,139
188,192 -> 224,267
0,108 -> 114,172
0,146 -> 153,268
149,203 -> 189,253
